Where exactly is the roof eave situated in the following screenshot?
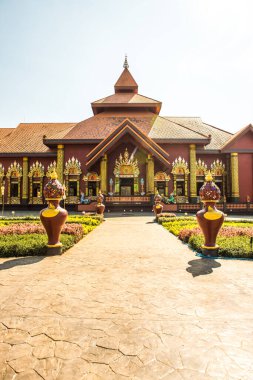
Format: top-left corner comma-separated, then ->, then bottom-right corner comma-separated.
152,138 -> 210,144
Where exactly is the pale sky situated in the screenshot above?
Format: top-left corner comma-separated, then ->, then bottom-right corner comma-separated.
0,0 -> 252,133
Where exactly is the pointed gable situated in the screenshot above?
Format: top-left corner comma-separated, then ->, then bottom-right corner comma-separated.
86,118 -> 170,167
221,124 -> 253,152
114,68 -> 138,93
91,57 -> 162,115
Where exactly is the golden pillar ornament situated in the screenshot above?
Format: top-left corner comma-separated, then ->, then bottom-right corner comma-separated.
100,154 -> 107,193
57,145 -> 64,183
146,155 -> 154,194
189,144 -> 197,202
230,153 -> 240,202
22,157 -> 29,204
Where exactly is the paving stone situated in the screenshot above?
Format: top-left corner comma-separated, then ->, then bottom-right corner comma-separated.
34,357 -> 63,379
55,341 -> 82,360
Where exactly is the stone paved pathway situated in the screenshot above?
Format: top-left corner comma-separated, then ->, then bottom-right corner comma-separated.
1,216 -> 253,379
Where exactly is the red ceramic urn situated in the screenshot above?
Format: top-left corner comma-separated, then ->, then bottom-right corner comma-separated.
196,171 -> 224,256
96,190 -> 105,215
40,170 -> 68,254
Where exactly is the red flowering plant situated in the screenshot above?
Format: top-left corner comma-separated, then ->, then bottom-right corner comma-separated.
0,223 -> 83,238
179,226 -> 253,243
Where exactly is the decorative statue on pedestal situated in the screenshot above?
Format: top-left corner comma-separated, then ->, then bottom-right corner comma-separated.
96,190 -> 105,215
40,170 -> 68,255
196,171 -> 224,256
153,191 -> 163,217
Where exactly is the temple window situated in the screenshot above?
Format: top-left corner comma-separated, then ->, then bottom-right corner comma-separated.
6,161 -> 22,204
28,161 -> 45,204
69,181 -> 77,196
171,157 -> 190,203
83,172 -> 100,198
211,159 -> 226,198
63,157 -> 82,204
154,172 -> 170,197
113,148 -> 140,196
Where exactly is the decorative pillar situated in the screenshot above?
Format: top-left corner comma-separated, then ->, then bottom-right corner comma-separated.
231,153 -> 240,202
146,155 -> 154,195
226,154 -> 231,199
173,177 -> 177,195
57,145 -> 64,183
165,179 -> 169,196
100,154 -> 107,193
189,144 -> 197,203
134,177 -> 139,195
22,157 -> 29,204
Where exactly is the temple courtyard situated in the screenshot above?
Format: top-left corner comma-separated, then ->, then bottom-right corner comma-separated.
1,215 -> 253,380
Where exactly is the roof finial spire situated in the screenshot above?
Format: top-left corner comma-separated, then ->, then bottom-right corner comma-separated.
123,54 -> 129,69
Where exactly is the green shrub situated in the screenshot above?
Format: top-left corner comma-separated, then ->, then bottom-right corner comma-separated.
189,234 -> 253,258
0,234 -> 77,257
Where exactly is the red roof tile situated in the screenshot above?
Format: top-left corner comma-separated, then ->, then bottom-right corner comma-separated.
0,123 -> 76,153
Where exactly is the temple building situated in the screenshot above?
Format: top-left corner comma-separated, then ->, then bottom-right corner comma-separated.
0,57 -> 252,212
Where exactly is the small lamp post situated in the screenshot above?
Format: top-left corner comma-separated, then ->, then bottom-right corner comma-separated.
140,178 -> 145,195
1,181 -> 5,217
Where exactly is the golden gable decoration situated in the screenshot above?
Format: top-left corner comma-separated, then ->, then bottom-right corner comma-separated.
64,157 -> 82,175
211,159 -> 225,176
171,157 -> 190,175
154,171 -> 170,181
196,159 -> 208,176
114,148 -> 140,177
28,161 -> 45,178
46,161 -> 57,178
6,161 -> 22,178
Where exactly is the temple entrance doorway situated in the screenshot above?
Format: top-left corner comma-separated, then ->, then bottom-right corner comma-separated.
120,177 -> 134,196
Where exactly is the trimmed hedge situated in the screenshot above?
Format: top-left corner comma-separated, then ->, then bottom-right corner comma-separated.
161,217 -> 253,258
0,234 -> 77,257
189,234 -> 253,258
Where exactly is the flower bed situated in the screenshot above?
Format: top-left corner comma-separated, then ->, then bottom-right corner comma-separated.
161,216 -> 253,258
0,216 -> 101,257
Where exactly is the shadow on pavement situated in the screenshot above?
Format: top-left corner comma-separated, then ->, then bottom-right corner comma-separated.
0,256 -> 45,271
186,258 -> 221,277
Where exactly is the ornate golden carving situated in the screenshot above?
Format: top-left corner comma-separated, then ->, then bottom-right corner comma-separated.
6,161 -> 22,204
22,157 -> 29,200
196,159 -> 208,176
230,153 -> 239,198
6,161 -> 22,178
46,161 -> 57,178
64,157 -> 82,175
189,144 -> 197,198
154,171 -> 170,181
114,148 -> 140,177
28,161 -> 44,204
28,161 -> 45,178
171,157 -> 189,175
171,157 -> 190,201
0,163 -> 4,178
211,159 -> 225,176
57,144 -> 64,183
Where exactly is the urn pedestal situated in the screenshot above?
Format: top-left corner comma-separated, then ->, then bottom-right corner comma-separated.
40,171 -> 68,255
196,172 -> 224,256
153,203 -> 163,217
96,191 -> 105,216
153,191 -> 163,218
